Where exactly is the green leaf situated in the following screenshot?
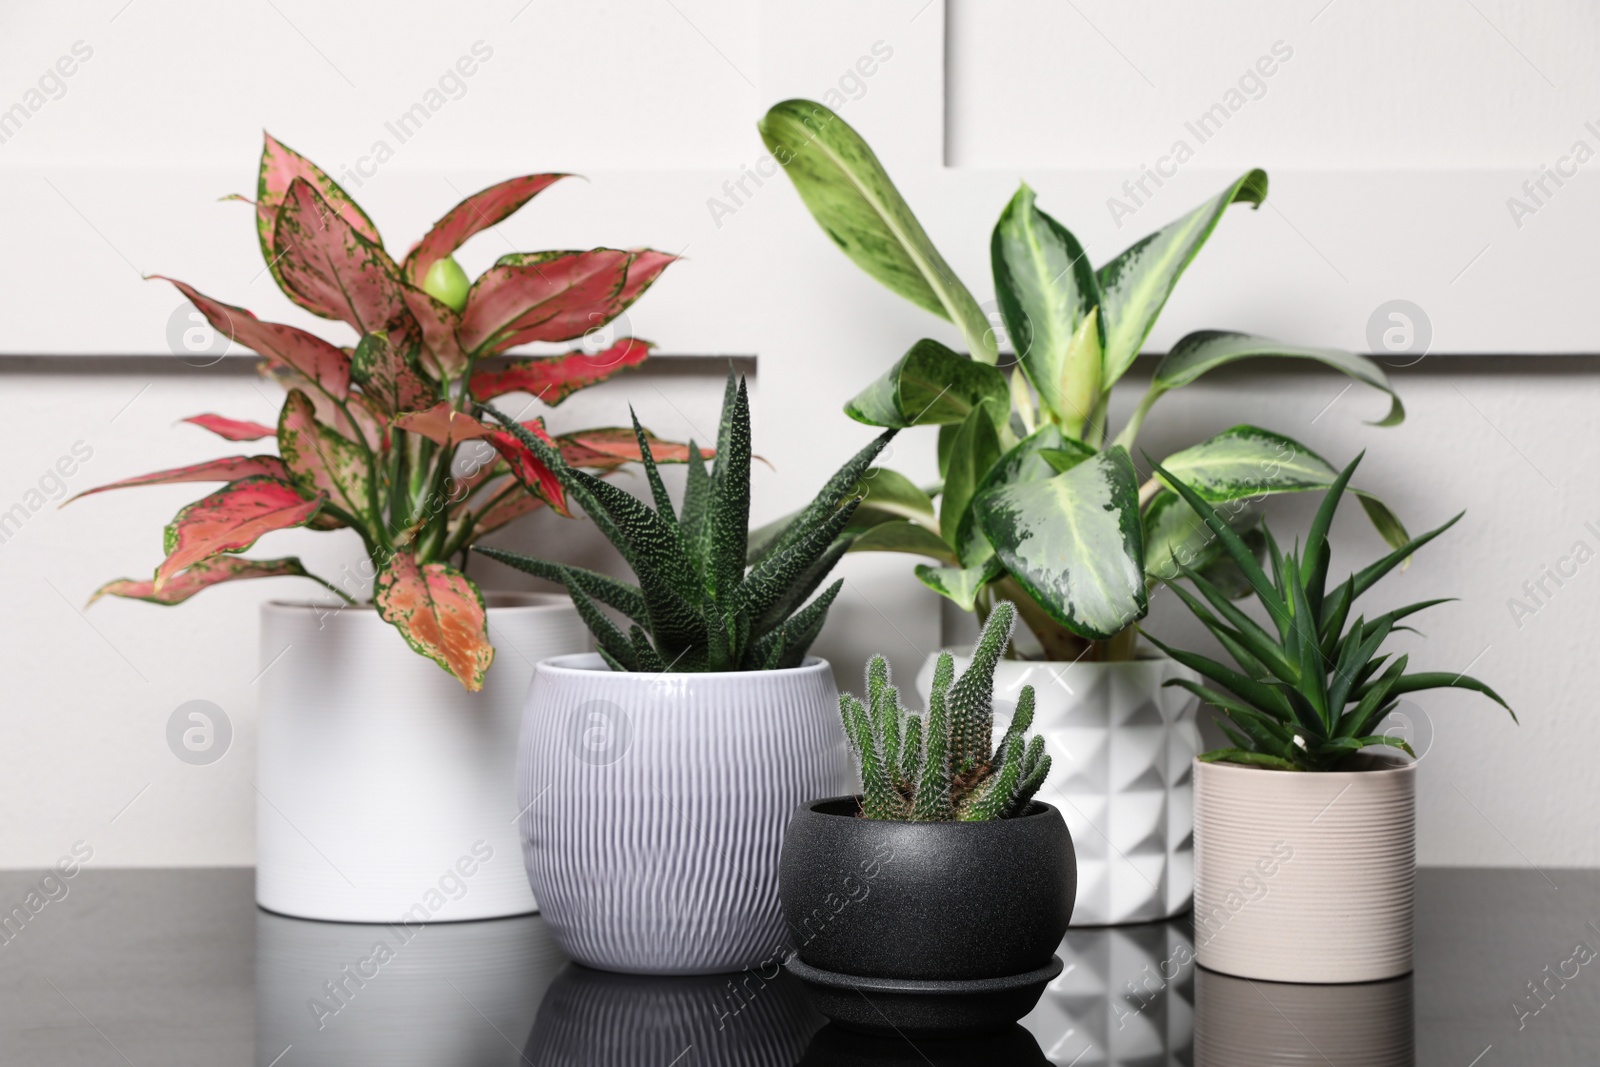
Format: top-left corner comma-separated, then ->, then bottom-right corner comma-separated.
991,184 -> 1101,429
1097,170 -> 1268,386
679,441 -> 710,566
845,339 -> 1009,429
1150,330 -> 1404,427
939,401 -> 1004,547
1351,512 -> 1463,601
974,446 -> 1146,640
848,520 -> 957,562
746,432 -> 897,564
471,546 -> 648,625
1198,748 -> 1300,771
915,557 -> 1004,613
956,425 -> 1092,568
707,371 -> 752,602
759,100 -> 996,361
1386,672 -> 1516,720
1142,489 -> 1260,584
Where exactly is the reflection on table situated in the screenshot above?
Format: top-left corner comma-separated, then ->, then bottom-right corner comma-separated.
251,907 -> 1414,1065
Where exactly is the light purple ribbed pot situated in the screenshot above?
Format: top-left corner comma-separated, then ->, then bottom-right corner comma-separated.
517,653 -> 848,975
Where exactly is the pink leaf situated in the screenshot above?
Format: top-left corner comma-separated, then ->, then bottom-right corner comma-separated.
618,248 -> 679,305
182,414 -> 276,441
259,363 -> 385,452
486,418 -> 569,517
66,455 -> 288,505
374,550 -> 494,691
557,426 -> 700,469
89,556 -> 320,607
472,487 -> 545,536
401,285 -> 469,381
278,390 -> 371,519
155,277 -> 351,398
457,249 -> 632,355
156,477 -> 323,589
401,174 -> 569,286
352,332 -> 436,415
273,180 -> 421,352
468,338 -> 653,404
393,401 -> 493,448
256,134 -> 383,316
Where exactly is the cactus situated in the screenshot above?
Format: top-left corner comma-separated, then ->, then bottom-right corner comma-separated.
839,602 -> 1052,822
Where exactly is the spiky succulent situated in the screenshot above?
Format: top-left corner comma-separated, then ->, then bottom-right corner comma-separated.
840,602 -> 1052,821
474,369 -> 894,672
1143,453 -> 1515,772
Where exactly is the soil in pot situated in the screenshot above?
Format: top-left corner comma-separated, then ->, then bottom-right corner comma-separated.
779,796 -> 1076,1035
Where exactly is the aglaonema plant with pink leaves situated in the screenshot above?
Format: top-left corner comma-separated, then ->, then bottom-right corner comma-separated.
71,134 -> 688,691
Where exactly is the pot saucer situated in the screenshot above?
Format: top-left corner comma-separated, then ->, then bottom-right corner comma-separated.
784,954 -> 1063,1036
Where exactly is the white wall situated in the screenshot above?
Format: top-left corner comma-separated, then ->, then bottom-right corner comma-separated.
1,0 -> 1595,869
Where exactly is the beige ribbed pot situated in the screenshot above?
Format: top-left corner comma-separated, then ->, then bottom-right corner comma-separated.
1193,757 -> 1415,983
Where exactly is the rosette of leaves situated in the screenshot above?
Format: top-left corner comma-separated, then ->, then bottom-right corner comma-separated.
474,369 -> 896,672
71,134 -> 688,691
839,601 -> 1050,821
1143,454 -> 1515,771
758,100 -> 1412,662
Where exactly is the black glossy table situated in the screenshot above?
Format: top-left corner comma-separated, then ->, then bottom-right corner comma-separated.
0,869 -> 1593,1065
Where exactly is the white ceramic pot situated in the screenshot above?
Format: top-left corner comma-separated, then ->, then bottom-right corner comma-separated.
518,653 -> 848,975
917,652 -> 1200,926
1195,966 -> 1413,1066
256,594 -> 588,922
1193,757 -> 1416,983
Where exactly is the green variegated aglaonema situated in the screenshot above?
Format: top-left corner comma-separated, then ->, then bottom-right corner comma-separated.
759,100 -> 1409,661
72,134 -> 686,691
1143,454 -> 1514,771
473,369 -> 896,672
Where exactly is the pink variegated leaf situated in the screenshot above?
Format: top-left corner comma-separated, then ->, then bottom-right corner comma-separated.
278,390 -> 371,520
447,462 -> 507,519
156,477 -> 323,589
374,550 -> 494,691
273,180 -> 422,354
393,401 -> 493,448
155,276 -> 350,397
256,134 -> 382,314
557,427 -> 700,469
66,455 -> 288,505
471,486 -> 545,536
485,417 -> 570,517
401,284 -> 469,381
401,174 -> 569,286
468,338 -> 653,404
617,248 -> 679,306
89,556 -> 320,607
182,414 -> 277,441
352,331 -> 436,415
457,249 -> 633,355
259,363 -> 385,452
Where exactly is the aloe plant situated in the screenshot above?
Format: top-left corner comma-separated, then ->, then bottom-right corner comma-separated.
840,602 -> 1050,821
72,133 -> 687,691
759,100 -> 1410,662
474,369 -> 895,672
1143,454 -> 1515,771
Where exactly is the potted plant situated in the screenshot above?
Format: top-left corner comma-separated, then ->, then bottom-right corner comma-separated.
758,99 -> 1411,925
1145,455 -> 1514,983
779,602 -> 1075,1036
473,369 -> 896,974
72,134 -> 687,921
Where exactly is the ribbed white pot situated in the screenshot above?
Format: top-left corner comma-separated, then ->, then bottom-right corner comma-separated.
518,653 -> 848,975
1193,757 -> 1415,983
256,594 -> 588,922
917,652 -> 1200,926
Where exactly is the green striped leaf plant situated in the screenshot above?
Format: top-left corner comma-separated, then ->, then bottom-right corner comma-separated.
758,100 -> 1410,662
1143,453 -> 1514,771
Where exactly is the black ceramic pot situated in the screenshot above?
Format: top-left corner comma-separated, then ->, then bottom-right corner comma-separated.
778,796 -> 1075,1035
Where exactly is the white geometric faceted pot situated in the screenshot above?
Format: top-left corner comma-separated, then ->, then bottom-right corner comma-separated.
1193,757 -> 1416,983
256,594 -> 587,922
918,652 -> 1200,926
517,653 -> 849,975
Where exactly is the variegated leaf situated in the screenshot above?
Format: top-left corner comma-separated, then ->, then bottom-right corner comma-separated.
156,477 -> 322,589
401,173 -> 569,286
351,331 -> 436,415
156,277 -> 350,397
182,414 -> 276,441
374,550 -> 494,691
67,455 -> 288,504
458,249 -> 657,355
556,426 -> 696,469
256,134 -> 383,315
471,486 -> 546,535
486,420 -> 569,517
468,339 -> 652,403
401,284 -> 469,381
278,390 -> 371,518
393,401 -> 493,448
90,556 -> 319,606
259,363 -> 385,452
